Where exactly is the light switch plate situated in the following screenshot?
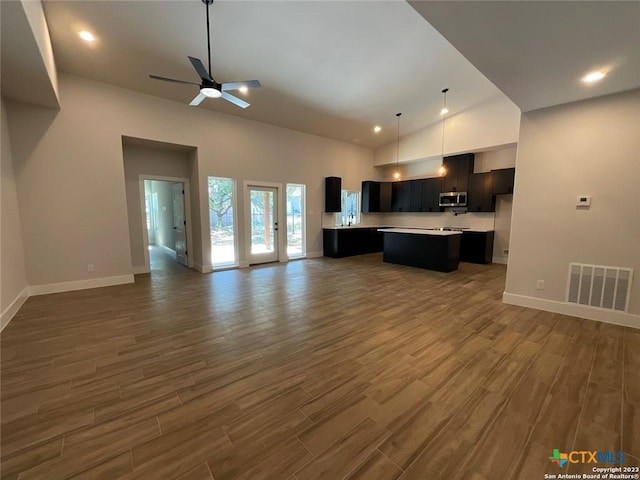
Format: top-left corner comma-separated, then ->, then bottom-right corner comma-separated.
576,195 -> 591,207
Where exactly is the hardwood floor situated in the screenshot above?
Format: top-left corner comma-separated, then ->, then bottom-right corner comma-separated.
1,253 -> 638,479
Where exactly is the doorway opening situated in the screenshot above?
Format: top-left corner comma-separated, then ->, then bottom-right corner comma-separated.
142,178 -> 191,273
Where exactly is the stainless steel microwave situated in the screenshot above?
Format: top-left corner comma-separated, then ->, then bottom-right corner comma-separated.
439,192 -> 467,207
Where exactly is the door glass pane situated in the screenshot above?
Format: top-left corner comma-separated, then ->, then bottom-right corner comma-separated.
208,177 -> 236,267
250,190 -> 275,254
286,184 -> 305,258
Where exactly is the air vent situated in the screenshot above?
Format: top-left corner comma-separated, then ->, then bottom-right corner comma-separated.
566,263 -> 633,312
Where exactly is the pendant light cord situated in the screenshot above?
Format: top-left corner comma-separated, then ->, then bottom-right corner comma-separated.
441,88 -> 448,159
396,112 -> 402,175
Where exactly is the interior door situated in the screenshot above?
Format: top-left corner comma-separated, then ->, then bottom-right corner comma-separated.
172,183 -> 187,266
248,186 -> 279,264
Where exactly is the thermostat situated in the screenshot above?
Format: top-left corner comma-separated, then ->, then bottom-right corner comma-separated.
576,195 -> 591,207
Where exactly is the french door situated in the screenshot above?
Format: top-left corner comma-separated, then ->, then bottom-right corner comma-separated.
247,186 -> 279,264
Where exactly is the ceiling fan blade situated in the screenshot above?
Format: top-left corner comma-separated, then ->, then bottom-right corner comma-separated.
149,75 -> 200,86
221,91 -> 250,109
188,56 -> 213,82
189,92 -> 208,106
221,80 -> 262,91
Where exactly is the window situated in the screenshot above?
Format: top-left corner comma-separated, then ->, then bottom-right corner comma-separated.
208,177 -> 237,267
336,190 -> 360,226
286,184 -> 306,258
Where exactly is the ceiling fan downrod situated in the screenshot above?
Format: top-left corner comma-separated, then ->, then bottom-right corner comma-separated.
203,0 -> 214,78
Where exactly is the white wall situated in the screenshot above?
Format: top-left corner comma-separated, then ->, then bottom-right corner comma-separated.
1,98 -> 29,329
0,0 -> 59,108
122,141 -> 192,268
373,92 -> 520,167
20,0 -> 59,102
150,181 -> 178,252
473,146 -> 517,173
505,89 -> 640,324
6,73 -> 378,287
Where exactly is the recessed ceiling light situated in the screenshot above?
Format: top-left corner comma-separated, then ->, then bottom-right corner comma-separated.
79,30 -> 95,42
373,125 -> 382,133
582,71 -> 606,83
440,108 -> 449,116
238,86 -> 249,94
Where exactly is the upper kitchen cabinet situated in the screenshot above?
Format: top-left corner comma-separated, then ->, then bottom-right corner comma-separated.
442,153 -> 474,193
361,181 -> 380,213
492,168 -> 516,195
361,181 -> 392,213
421,177 -> 443,212
391,181 -> 411,212
380,182 -> 392,212
468,172 -> 495,212
410,179 -> 424,212
325,176 -> 341,212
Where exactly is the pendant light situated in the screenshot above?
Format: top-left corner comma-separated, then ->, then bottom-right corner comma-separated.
394,112 -> 402,180
438,88 -> 449,176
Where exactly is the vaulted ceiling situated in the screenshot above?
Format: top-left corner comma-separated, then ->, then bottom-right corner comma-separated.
3,1 -> 638,149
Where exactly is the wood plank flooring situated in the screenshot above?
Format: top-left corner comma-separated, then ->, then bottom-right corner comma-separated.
2,252 -> 639,479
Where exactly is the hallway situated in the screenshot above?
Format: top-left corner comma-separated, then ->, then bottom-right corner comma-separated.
149,245 -> 190,276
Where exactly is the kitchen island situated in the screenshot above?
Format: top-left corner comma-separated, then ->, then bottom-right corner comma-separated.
378,228 -> 462,272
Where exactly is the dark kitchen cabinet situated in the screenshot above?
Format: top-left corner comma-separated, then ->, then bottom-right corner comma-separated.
325,176 -> 341,212
421,177 -> 443,212
460,231 -> 495,264
361,181 -> 380,213
410,180 -> 424,212
467,172 -> 495,212
380,182 -> 392,212
492,168 -> 515,195
361,181 -> 392,213
391,181 -> 411,212
442,153 -> 474,193
323,227 -> 383,258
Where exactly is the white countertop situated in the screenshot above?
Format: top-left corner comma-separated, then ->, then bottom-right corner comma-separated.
324,225 -> 493,233
378,228 -> 462,236
323,225 -> 390,230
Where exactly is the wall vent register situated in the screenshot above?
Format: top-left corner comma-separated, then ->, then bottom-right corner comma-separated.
566,263 -> 633,312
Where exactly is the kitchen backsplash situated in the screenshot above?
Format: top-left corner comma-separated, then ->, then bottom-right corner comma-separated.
360,211 -> 496,231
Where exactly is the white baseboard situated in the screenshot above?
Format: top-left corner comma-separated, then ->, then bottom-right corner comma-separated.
492,256 -> 508,265
1,286 -> 29,332
132,266 -> 150,275
194,262 -> 213,273
29,275 -> 135,296
503,292 -> 640,329
306,251 -> 324,259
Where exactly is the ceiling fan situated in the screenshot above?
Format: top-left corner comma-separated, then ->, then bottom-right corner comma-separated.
149,0 -> 261,109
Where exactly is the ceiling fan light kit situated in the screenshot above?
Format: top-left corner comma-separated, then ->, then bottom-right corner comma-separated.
149,0 -> 261,109
201,87 -> 222,98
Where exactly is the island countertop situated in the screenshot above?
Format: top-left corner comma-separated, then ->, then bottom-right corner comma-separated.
378,228 -> 463,236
